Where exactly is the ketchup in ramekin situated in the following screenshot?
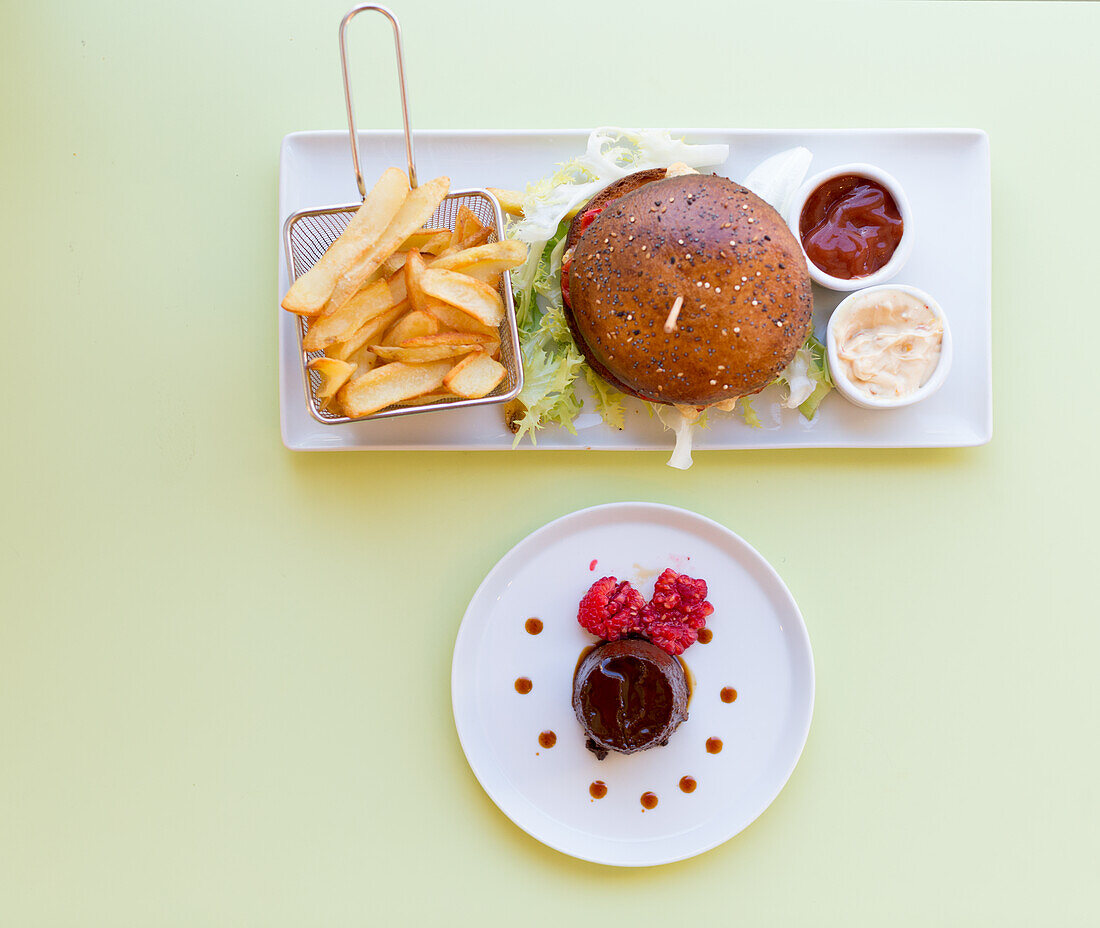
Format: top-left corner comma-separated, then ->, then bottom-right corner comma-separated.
798,174 -> 904,280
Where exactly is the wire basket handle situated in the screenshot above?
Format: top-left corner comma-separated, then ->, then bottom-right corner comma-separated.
339,4 -> 418,197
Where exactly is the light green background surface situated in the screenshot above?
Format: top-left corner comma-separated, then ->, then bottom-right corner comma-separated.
2,0 -> 1097,924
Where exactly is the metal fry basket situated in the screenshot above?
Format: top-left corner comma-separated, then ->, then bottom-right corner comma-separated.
281,4 -> 522,424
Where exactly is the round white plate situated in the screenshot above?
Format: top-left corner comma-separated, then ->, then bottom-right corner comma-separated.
451,502 -> 814,867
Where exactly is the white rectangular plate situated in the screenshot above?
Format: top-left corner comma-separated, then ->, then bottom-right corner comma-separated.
278,129 -> 991,452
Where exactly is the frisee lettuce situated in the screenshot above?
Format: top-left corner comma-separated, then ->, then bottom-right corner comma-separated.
739,396 -> 763,429
775,331 -> 833,420
583,367 -> 625,431
742,146 -> 813,220
510,337 -> 585,442
509,222 -> 585,444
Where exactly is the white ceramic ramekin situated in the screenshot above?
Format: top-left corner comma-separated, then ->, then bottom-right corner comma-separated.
826,284 -> 952,410
787,163 -> 914,291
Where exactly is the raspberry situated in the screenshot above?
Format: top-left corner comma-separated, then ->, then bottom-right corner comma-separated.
644,620 -> 699,656
639,569 -> 714,655
577,577 -> 645,641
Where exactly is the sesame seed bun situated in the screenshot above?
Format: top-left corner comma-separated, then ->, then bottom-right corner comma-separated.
563,168 -> 669,257
563,172 -> 813,406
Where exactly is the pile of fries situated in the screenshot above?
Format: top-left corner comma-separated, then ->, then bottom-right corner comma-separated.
281,167 -> 527,418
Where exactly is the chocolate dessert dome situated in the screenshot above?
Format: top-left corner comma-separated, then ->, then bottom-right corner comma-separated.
572,639 -> 689,759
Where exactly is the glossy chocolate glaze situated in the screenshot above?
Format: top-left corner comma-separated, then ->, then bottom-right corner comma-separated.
572,639 -> 689,758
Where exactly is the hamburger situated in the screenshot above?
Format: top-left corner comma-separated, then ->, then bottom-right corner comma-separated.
560,165 -> 813,408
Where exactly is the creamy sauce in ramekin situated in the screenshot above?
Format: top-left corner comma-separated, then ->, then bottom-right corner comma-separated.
833,289 -> 943,398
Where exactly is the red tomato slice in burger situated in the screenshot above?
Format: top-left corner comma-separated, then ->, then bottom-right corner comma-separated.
579,207 -> 602,232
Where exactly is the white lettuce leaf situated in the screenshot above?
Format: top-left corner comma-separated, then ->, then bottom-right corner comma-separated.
512,128 -> 730,245
775,332 -> 833,419
780,347 -> 816,409
655,405 -> 703,470
742,146 -> 813,217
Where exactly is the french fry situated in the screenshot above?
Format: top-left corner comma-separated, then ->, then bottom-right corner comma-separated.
503,398 -> 524,433
429,239 -> 527,273
462,205 -> 485,235
419,268 -> 504,327
417,230 -> 453,255
281,167 -> 409,316
399,228 -> 449,252
307,357 -> 356,401
302,272 -> 406,352
486,188 -> 524,217
397,391 -> 463,406
337,359 -> 455,418
371,344 -> 477,363
400,332 -> 497,349
447,205 -> 493,252
344,345 -> 378,378
443,351 -> 507,398
381,308 -> 439,346
324,175 -> 450,316
424,300 -> 499,338
462,226 -> 492,250
325,302 -> 407,361
404,250 -> 430,314
450,205 -> 478,247
381,252 -> 407,276
454,261 -> 514,287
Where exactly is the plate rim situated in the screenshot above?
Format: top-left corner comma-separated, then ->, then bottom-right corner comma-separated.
450,501 -> 815,867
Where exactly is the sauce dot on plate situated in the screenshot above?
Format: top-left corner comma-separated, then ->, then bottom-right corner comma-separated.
589,781 -> 607,800
538,731 -> 557,749
721,687 -> 737,703
640,791 -> 658,810
525,617 -> 543,635
698,628 -> 713,644
706,737 -> 723,754
679,776 -> 697,793
514,677 -> 532,694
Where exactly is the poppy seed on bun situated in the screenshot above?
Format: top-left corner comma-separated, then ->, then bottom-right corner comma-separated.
562,172 -> 813,407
